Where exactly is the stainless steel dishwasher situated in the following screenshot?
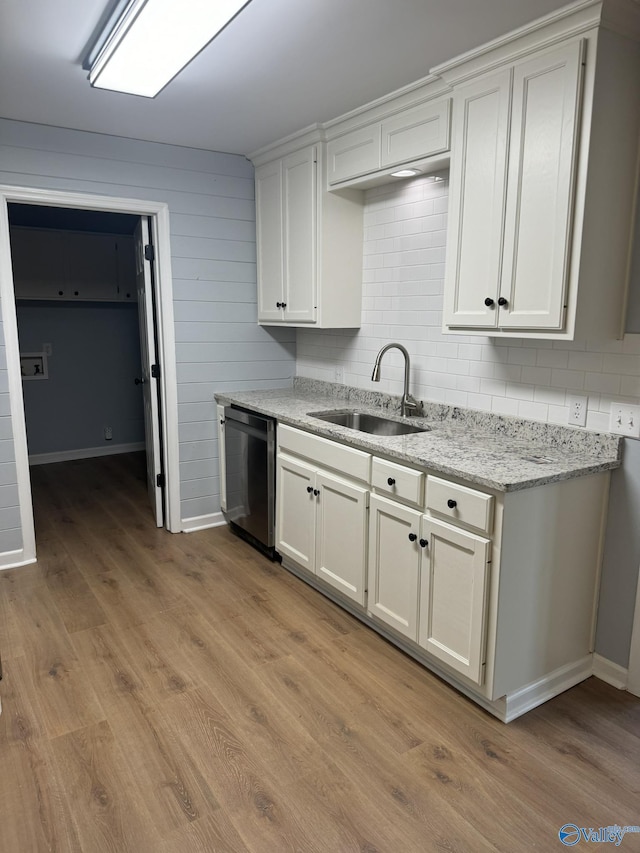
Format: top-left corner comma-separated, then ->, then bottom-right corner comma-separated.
223,405 -> 276,557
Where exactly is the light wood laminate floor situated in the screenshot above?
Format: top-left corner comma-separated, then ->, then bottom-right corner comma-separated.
0,452 -> 639,852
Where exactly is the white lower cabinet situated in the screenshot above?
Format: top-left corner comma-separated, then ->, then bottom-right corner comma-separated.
271,425 -> 609,719
276,452 -> 368,605
367,494 -> 422,641
419,518 -> 490,685
368,494 -> 491,685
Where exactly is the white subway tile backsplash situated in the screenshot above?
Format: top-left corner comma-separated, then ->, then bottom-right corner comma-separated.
296,174 -> 640,433
491,396 -> 520,416
537,349 -> 569,368
508,347 -> 538,366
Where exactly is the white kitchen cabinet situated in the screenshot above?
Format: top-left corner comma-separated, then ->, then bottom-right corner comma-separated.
253,140 -> 363,328
315,470 -> 368,605
276,451 -> 368,605
440,14 -> 640,340
268,420 -> 611,719
10,227 -> 68,299
11,226 -> 136,302
276,453 -> 316,572
443,41 -> 584,331
255,148 -> 316,324
380,98 -> 450,168
368,493 -> 422,640
326,125 -> 381,185
217,404 -> 227,513
326,96 -> 451,187
255,158 -> 284,323
419,517 -> 490,684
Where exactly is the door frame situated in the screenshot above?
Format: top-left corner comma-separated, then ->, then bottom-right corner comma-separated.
0,185 -> 182,566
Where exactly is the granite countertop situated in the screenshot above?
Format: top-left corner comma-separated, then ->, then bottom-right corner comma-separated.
215,380 -> 622,493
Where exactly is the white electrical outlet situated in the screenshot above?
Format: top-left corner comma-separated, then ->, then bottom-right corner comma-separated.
609,403 -> 640,438
568,395 -> 588,427
334,366 -> 344,384
104,426 -> 113,441
42,342 -> 52,356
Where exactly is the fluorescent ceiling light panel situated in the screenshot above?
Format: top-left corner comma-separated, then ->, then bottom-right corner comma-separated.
89,0 -> 250,97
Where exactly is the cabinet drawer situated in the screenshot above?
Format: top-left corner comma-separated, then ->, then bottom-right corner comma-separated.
278,425 -> 370,483
426,475 -> 493,534
372,457 -> 424,506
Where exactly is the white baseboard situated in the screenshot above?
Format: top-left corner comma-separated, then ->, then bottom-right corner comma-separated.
592,653 -> 628,689
29,442 -> 145,466
182,512 -> 227,533
500,656 -> 594,722
0,549 -> 37,572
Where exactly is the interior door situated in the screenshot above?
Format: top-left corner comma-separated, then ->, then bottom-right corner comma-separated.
134,218 -> 163,526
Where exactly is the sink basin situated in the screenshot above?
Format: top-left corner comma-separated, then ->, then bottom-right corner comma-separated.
308,409 -> 429,436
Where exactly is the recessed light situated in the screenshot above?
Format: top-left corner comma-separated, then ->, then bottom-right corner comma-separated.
390,169 -> 421,178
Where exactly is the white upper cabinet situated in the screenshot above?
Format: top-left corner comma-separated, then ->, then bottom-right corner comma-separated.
327,125 -> 381,185
253,139 -> 363,328
255,158 -> 284,323
442,69 -> 512,328
444,41 -> 584,332
498,43 -> 583,330
326,95 -> 451,187
380,99 -> 451,168
10,227 -> 135,302
441,12 -> 640,340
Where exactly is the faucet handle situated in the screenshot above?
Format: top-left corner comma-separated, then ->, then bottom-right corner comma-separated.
402,394 -> 424,417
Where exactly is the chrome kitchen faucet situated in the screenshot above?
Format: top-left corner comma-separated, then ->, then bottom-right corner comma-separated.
371,343 -> 424,417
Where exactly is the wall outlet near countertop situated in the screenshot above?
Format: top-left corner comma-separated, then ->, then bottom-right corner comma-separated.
568,395 -> 588,427
609,403 -> 640,438
104,426 -> 113,441
334,365 -> 344,384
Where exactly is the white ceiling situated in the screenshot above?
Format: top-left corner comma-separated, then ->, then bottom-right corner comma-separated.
0,0 -> 570,156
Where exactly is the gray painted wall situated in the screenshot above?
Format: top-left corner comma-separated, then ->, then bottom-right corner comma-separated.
17,302 -> 144,456
625,193 -> 640,333
596,438 -> 640,667
0,118 -> 295,533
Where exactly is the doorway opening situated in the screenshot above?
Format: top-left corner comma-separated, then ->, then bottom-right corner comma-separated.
8,203 -> 165,529
0,185 -> 181,568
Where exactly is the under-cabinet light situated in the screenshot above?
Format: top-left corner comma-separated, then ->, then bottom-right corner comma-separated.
88,0 -> 252,97
390,169 -> 421,178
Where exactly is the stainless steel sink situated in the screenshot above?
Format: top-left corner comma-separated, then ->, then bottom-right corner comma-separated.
308,409 -> 429,436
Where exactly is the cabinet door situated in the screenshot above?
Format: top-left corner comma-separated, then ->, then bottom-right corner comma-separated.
283,146 -> 317,324
256,159 -> 285,323
419,518 -> 490,685
315,470 -> 368,606
217,404 -> 227,512
115,236 -> 136,302
368,494 -> 422,640
10,228 -> 68,298
66,232 -> 119,300
381,98 -> 451,167
443,70 -> 512,328
327,125 -> 381,185
498,41 -> 584,330
276,454 -> 316,571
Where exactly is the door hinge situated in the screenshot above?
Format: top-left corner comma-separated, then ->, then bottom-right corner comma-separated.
144,244 -> 155,262
151,363 -> 161,379
156,473 -> 165,488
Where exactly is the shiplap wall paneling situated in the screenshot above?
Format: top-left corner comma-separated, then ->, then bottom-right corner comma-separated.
0,118 -> 295,538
